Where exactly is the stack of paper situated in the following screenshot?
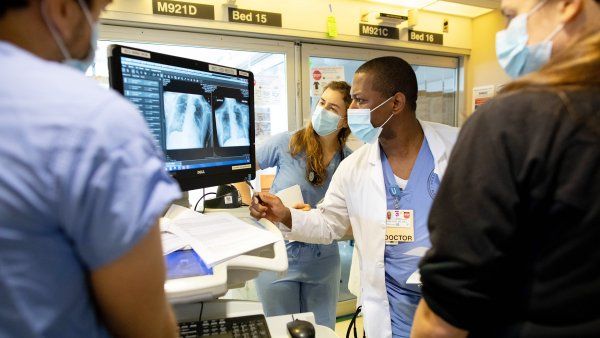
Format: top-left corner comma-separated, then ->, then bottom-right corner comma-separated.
160,205 -> 280,267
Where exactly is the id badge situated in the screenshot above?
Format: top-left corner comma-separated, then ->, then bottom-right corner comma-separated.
385,209 -> 415,245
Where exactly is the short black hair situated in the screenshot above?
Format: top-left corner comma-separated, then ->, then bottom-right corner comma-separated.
1,0 -> 93,18
356,56 -> 418,112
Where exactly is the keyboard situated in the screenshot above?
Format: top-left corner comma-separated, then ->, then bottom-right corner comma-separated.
178,314 -> 271,338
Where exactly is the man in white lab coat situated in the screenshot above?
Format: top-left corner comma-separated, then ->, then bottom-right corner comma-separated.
250,56 -> 458,338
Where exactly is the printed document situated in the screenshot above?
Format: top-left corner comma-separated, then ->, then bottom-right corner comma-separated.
161,205 -> 280,267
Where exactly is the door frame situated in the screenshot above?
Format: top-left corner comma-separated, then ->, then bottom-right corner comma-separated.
300,43 -> 461,127
99,24 -> 300,132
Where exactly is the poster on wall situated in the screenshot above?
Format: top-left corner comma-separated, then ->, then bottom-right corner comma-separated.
254,74 -> 282,141
472,85 -> 495,111
310,66 -> 345,97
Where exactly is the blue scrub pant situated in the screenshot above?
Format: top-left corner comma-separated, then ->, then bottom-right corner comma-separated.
255,241 -> 341,329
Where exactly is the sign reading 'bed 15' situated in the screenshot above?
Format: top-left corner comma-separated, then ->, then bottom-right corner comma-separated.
152,0 -> 215,20
228,8 -> 282,27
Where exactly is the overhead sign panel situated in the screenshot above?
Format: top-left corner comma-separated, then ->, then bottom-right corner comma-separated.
359,23 -> 399,40
228,7 -> 283,27
152,0 -> 214,20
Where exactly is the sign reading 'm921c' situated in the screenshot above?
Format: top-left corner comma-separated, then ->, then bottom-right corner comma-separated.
359,23 -> 400,40
152,0 -> 215,20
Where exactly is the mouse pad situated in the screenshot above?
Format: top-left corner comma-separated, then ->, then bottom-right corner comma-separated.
165,250 -> 213,279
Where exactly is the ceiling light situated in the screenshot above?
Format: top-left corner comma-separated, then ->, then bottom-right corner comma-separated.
365,0 -> 438,8
423,1 -> 494,17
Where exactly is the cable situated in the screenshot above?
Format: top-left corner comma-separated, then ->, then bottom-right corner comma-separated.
194,188 -> 244,214
346,306 -> 363,338
194,188 -> 216,212
197,302 -> 204,322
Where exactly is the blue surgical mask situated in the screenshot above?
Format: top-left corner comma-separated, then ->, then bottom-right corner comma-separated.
41,0 -> 99,73
347,96 -> 394,144
496,0 -> 564,78
64,24 -> 99,73
311,105 -> 341,136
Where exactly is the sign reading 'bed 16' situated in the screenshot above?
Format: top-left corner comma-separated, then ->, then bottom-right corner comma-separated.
152,0 -> 215,20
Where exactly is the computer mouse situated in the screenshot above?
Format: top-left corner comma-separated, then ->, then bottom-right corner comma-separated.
287,319 -> 315,338
286,319 -> 315,338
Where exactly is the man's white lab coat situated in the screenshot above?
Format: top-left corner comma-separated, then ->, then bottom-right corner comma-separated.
285,120 -> 459,338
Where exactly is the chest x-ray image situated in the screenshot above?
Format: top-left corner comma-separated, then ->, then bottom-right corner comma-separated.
214,97 -> 250,147
164,92 -> 213,150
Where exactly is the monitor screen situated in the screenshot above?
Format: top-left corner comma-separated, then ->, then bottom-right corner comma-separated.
107,44 -> 256,191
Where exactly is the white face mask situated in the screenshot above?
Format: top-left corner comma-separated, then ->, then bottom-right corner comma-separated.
311,105 -> 342,136
347,96 -> 395,144
41,0 -> 99,72
496,0 -> 564,78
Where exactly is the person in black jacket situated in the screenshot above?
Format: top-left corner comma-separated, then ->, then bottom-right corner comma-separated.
411,0 -> 600,337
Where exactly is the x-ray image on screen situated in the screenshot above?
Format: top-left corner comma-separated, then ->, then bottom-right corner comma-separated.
214,97 -> 250,147
164,92 -> 213,150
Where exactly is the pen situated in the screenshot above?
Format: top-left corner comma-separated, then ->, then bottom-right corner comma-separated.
245,180 -> 263,204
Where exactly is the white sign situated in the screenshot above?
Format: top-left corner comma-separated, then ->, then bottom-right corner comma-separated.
472,85 -> 495,112
310,66 -> 345,97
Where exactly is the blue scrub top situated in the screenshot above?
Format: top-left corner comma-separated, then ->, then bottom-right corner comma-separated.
381,139 -> 440,338
0,42 -> 181,337
256,132 -> 351,207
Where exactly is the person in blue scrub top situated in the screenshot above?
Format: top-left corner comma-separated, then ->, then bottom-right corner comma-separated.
254,81 -> 353,329
250,57 -> 459,338
0,1 -> 181,337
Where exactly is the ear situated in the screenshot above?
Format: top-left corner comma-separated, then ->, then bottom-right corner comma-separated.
556,0 -> 584,24
42,0 -> 82,41
391,92 -> 407,115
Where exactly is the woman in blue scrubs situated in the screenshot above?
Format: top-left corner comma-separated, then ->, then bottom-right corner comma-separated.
255,81 -> 352,329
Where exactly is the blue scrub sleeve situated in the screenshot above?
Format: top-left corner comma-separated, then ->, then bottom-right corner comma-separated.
55,99 -> 181,270
256,132 -> 289,169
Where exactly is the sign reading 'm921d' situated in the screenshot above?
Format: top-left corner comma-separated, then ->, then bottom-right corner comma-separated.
152,0 -> 215,20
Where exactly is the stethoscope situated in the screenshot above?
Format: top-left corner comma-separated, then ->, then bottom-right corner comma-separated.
308,147 -> 345,183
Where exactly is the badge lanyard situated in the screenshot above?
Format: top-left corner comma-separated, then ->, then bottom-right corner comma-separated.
381,148 -> 405,209
381,147 -> 416,244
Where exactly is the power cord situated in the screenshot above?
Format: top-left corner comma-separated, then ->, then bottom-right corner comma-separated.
194,188 -> 245,214
346,306 -> 365,338
197,302 -> 204,322
194,188 -> 216,213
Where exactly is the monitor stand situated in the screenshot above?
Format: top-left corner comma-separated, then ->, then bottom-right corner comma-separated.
171,191 -> 191,209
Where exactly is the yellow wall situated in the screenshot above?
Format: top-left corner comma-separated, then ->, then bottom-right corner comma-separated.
103,0 -> 472,55
463,9 -> 511,122
102,1 -> 513,126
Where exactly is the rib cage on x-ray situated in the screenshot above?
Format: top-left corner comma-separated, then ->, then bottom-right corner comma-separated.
215,98 -> 250,147
164,92 -> 213,150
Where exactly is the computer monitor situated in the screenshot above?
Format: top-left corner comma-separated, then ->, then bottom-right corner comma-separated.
107,44 -> 256,191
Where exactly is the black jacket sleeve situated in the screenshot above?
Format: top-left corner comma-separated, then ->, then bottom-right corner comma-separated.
419,91 -> 567,331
